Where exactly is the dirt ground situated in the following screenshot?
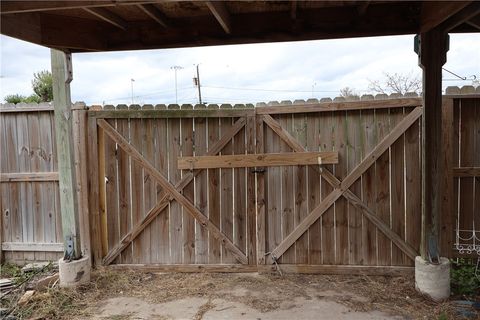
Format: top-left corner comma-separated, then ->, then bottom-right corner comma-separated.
1,268 -> 470,319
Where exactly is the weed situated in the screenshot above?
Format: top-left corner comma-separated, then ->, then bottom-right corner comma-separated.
450,258 -> 480,296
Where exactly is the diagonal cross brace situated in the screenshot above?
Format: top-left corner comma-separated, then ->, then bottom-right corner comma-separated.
265,107 -> 422,262
98,118 -> 248,265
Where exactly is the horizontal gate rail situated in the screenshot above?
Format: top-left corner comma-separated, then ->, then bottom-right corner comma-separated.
88,107 -> 255,118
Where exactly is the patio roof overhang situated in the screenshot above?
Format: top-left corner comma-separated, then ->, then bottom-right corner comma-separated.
1,1 -> 479,52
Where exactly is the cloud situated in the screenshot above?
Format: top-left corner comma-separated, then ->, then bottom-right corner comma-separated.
1,33 -> 479,105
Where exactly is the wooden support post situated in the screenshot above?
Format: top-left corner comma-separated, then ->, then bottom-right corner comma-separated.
51,49 -> 82,260
418,30 -> 449,261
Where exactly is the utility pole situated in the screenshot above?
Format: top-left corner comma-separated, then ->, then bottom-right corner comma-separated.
130,78 -> 135,104
193,64 -> 203,104
171,66 -> 183,104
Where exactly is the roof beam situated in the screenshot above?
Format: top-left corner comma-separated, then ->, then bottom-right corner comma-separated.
437,2 -> 480,32
83,7 -> 127,30
466,14 -> 480,30
0,1 -> 159,14
291,0 -> 298,20
205,1 -> 231,34
137,4 -> 169,28
420,1 -> 471,32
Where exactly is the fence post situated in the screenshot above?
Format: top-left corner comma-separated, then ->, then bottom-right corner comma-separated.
51,49 -> 82,260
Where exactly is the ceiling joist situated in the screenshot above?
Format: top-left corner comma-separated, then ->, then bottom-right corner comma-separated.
137,4 -> 169,28
83,7 -> 127,30
205,1 -> 231,34
0,1 -> 160,14
357,1 -> 370,16
466,14 -> 480,30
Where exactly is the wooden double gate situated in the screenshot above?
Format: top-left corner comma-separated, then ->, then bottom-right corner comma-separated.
85,96 -> 429,274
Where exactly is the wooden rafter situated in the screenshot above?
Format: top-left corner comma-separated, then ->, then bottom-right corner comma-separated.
177,152 -> 338,170
436,2 -> 480,32
420,1 -> 471,32
205,1 -> 231,34
83,7 -> 127,30
0,1 -> 159,14
137,3 -> 169,28
466,14 -> 480,30
266,107 -> 423,262
101,117 -> 247,265
262,114 -> 419,260
357,1 -> 369,16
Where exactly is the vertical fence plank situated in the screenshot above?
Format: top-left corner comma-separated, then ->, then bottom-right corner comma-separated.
390,108 -> 407,265
87,114 -> 101,265
129,105 -> 145,263
181,105 -> 195,264
334,111 -> 348,265
405,110 -> 421,262
194,105 -> 208,264
220,104 -> 234,263
361,109 -> 377,265
320,111 -> 335,264
44,110 -> 58,261
103,106 -> 119,262
346,110 -> 363,265
256,114 -> 266,265
207,105 -> 221,264
459,99 -> 475,245
266,113 -> 281,263
440,99 -> 454,258
307,112 -> 321,264
375,108 -> 392,266
233,106 -> 246,258
279,112 -> 295,264
168,105 -> 182,263
142,105 -> 156,264
154,104 -> 169,263
474,99 -> 480,245
246,114 -> 257,265
293,112 -> 308,264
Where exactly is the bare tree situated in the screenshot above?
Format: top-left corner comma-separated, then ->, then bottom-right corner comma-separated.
339,86 -> 359,100
368,72 -> 421,95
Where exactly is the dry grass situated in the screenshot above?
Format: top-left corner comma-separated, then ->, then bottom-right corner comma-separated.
4,267 -> 473,319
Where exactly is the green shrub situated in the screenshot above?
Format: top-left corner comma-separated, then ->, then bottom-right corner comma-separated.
450,258 -> 480,296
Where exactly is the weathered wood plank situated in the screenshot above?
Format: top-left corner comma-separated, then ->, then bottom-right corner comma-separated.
258,264 -> 414,276
233,106 -> 247,260
246,115 -> 257,265
220,104 -> 234,263
256,98 -> 422,115
0,172 -> 59,182
143,105 -> 156,264
346,110 -> 363,265
1,242 -> 63,252
178,152 -> 338,169
194,105 -> 208,264
334,111 -> 348,265
279,112 -> 295,264
181,105 -> 195,264
207,105 -> 221,264
255,114 -> 266,265
293,113 -> 308,264
453,167 -> 480,177
374,108 -> 391,266
110,264 -> 258,273
390,108 -> 407,265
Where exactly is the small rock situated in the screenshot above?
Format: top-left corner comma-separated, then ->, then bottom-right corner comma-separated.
17,290 -> 35,306
27,273 -> 59,291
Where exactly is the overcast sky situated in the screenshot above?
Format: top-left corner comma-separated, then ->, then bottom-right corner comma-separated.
1,33 -> 479,106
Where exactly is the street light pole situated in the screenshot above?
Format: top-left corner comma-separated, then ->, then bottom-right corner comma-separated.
131,78 -> 135,104
171,66 -> 183,104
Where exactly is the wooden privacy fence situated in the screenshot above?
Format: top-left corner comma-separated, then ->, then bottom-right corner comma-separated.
1,87 -> 479,274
